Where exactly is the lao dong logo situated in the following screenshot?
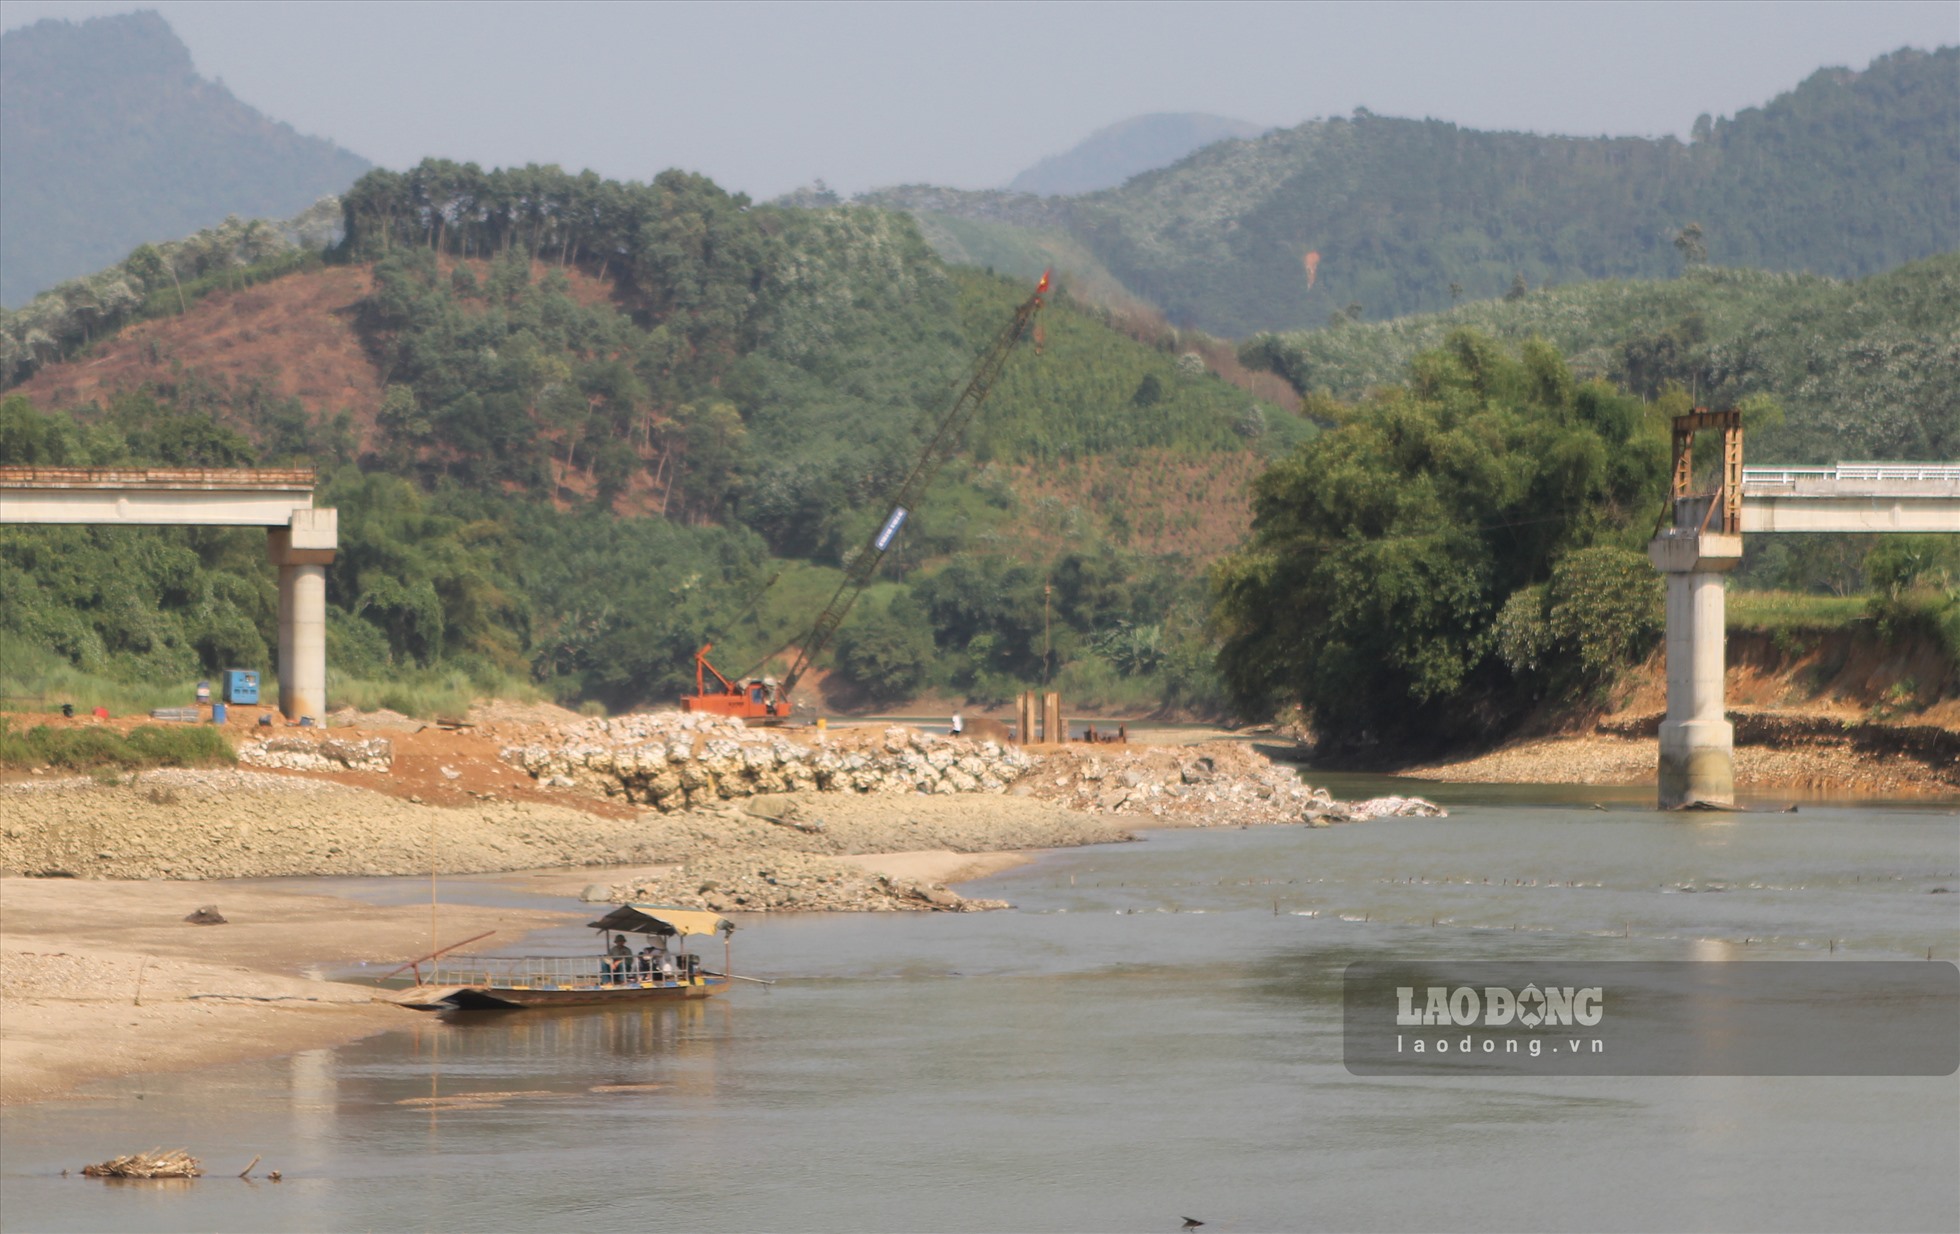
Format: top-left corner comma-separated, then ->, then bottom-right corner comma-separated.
1395,984 -> 1604,1028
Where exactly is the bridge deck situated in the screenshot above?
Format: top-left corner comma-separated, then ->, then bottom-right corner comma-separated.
1735,463 -> 1958,534
0,466 -> 319,527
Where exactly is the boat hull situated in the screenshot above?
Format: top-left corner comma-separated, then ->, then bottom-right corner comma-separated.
396,978 -> 727,1011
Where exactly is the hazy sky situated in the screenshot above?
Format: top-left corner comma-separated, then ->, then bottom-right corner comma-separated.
4,1 -> 1955,199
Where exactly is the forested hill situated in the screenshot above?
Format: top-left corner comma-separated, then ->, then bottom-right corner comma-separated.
1242,255 -> 1960,464
0,12 -> 370,308
2,162 -> 1291,716
840,47 -> 1958,337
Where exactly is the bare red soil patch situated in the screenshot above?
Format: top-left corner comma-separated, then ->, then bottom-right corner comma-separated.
14,266 -> 383,438
11,258 -> 628,459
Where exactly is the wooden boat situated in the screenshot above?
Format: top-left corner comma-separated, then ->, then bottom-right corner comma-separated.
392,904 -> 739,1011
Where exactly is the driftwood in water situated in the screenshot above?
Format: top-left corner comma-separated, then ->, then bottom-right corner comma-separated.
81,1149 -> 202,1178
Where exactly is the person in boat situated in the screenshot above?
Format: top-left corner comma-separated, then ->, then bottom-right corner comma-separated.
637,939 -> 666,975
606,934 -> 633,978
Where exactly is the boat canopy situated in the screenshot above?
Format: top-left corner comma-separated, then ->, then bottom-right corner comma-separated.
587,904 -> 735,938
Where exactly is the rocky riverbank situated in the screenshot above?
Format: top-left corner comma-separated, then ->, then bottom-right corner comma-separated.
0,769 -> 658,881
500,712 -> 1036,806
1,714 -> 1444,913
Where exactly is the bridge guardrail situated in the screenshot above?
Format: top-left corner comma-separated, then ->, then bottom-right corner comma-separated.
1741,463 -> 1960,485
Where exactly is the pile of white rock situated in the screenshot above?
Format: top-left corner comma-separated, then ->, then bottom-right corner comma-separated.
1020,743 -> 1323,825
1019,744 -> 1446,828
500,712 -> 1034,810
593,850 -> 1009,915
235,735 -> 393,774
1303,794 -> 1448,825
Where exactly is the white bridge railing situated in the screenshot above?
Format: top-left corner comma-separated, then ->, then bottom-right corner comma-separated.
1742,463 -> 1960,485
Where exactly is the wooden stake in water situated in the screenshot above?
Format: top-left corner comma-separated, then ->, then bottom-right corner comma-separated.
429,809 -> 438,960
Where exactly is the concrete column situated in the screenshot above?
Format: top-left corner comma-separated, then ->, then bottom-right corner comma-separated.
1649,529 -> 1743,809
267,508 -> 337,725
278,563 -> 329,722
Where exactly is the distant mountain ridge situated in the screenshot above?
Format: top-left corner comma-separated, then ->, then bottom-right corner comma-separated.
0,11 -> 371,306
834,48 -> 1959,337
1006,112 -> 1268,196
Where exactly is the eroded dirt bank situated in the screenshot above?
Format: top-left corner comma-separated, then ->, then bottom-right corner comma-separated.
1402,712 -> 1959,796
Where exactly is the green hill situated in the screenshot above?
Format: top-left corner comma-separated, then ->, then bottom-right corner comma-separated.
0,12 -> 370,308
2,161 -> 1293,716
1240,255 -> 1960,463
849,48 -> 1957,337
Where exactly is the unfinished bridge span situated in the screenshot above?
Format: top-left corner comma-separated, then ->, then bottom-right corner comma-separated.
0,467 -> 337,723
1649,412 -> 1958,809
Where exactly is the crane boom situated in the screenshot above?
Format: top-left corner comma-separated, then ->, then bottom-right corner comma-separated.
778,270 -> 1050,700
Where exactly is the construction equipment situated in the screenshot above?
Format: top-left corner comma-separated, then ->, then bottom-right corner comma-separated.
684,642 -> 790,720
682,270 -> 1052,722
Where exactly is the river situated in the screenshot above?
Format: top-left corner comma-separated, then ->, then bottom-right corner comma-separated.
3,784 -> 1956,1232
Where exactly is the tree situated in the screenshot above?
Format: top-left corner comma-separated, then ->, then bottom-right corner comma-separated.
1674,222 -> 1708,267
1499,546 -> 1662,685
1212,330 -> 1667,750
834,593 -> 936,703
124,243 -> 185,314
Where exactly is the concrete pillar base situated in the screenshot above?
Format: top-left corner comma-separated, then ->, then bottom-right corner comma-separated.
1650,529 -> 1743,812
1658,717 -> 1735,809
276,563 -> 329,724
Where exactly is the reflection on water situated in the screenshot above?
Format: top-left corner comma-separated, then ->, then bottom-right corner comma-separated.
2,799 -> 1956,1233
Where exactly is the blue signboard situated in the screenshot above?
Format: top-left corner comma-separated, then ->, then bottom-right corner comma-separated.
873,506 -> 909,552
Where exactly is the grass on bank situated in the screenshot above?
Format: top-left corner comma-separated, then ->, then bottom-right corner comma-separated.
1728,587 -> 1960,663
326,665 -> 545,722
1726,590 -> 1868,632
0,716 -> 234,771
2,634 -> 545,725
0,635 -> 205,718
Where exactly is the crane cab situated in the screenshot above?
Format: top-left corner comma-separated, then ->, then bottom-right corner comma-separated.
681,645 -> 791,723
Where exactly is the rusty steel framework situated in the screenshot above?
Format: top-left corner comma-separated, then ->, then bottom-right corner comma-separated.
1666,407 -> 1743,535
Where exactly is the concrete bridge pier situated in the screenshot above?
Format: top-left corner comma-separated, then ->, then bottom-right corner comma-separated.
1649,527 -> 1743,808
267,508 -> 338,724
